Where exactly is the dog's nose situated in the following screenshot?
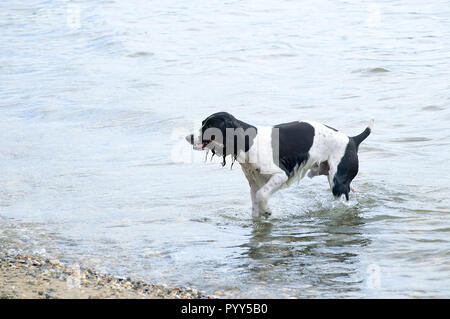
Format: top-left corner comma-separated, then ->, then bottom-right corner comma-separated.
185,134 -> 194,144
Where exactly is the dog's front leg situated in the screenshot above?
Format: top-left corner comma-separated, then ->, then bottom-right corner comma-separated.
254,173 -> 288,218
241,165 -> 262,218
250,185 -> 259,218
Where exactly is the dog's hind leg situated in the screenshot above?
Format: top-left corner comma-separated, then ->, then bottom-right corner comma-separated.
307,163 -> 320,178
255,173 -> 288,218
308,161 -> 330,179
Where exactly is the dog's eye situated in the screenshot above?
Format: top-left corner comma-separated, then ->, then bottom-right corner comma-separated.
211,135 -> 215,141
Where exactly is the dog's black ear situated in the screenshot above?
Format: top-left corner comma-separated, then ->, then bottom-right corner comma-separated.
220,116 -> 236,157
203,112 -> 256,159
223,116 -> 257,157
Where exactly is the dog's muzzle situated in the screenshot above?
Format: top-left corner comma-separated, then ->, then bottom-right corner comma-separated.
185,134 -> 209,150
185,134 -> 194,145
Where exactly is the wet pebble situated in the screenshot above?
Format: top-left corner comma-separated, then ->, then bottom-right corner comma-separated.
0,252 -> 215,299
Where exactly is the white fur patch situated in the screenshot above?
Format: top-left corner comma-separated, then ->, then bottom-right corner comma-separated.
369,118 -> 374,132
304,121 -> 349,191
236,121 -> 350,217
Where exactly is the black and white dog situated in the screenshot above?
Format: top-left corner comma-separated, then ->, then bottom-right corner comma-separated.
186,112 -> 373,218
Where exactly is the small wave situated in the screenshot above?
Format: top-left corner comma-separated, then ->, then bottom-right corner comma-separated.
368,67 -> 390,73
250,53 -> 298,60
421,105 -> 444,111
126,51 -> 154,58
354,67 -> 390,74
390,137 -> 432,143
130,162 -> 178,168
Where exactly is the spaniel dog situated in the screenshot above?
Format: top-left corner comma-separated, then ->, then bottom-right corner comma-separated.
186,112 -> 373,218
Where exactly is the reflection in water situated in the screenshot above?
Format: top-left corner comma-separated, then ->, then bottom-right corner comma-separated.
239,206 -> 369,297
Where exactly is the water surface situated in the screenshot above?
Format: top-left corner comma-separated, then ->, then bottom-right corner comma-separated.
1,0 -> 449,298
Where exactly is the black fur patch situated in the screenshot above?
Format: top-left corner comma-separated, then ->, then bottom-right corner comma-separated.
201,112 -> 257,158
332,139 -> 359,200
272,121 -> 315,176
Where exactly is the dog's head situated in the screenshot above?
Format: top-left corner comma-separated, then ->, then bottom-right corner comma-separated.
185,112 -> 256,158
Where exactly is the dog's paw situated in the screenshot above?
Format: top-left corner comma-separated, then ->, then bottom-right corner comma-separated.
262,211 -> 272,218
252,209 -> 272,219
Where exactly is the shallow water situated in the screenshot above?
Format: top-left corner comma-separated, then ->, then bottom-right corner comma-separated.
1,0 -> 450,298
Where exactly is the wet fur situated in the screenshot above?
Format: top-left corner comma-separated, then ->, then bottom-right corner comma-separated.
186,112 -> 373,218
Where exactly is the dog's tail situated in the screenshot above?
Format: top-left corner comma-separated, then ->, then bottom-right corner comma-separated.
352,118 -> 374,149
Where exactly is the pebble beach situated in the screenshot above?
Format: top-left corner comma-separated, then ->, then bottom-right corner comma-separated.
0,252 -> 214,299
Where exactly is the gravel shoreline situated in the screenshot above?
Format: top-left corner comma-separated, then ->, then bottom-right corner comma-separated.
0,252 -> 215,299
